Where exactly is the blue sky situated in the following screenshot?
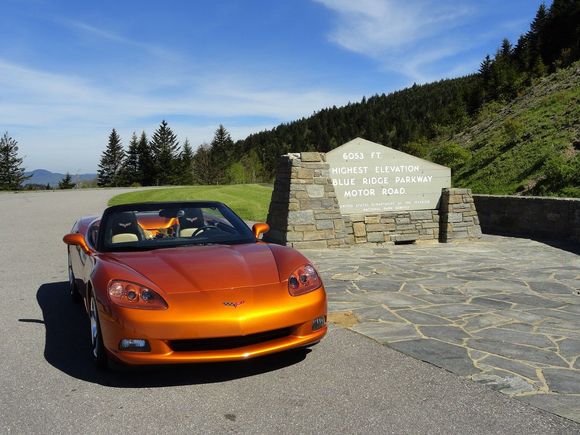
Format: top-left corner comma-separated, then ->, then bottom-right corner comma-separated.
1,0 -> 546,173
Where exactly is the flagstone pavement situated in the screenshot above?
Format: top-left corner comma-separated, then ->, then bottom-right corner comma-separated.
304,235 -> 580,423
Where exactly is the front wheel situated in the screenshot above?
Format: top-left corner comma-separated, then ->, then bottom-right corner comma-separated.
89,292 -> 108,369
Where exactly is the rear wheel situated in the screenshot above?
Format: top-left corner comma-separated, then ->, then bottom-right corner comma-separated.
68,255 -> 81,303
89,292 -> 108,369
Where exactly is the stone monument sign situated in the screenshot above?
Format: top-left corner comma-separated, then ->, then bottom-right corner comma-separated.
326,138 -> 451,214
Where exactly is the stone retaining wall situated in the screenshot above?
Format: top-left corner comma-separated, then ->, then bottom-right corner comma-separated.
340,188 -> 482,245
474,194 -> 580,243
266,152 -> 482,247
344,210 -> 440,244
440,188 -> 483,242
264,152 -> 349,249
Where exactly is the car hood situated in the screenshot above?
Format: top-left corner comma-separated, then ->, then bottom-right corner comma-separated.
105,243 -> 281,294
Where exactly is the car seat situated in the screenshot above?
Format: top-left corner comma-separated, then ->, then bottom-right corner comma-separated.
110,211 -> 144,243
178,208 -> 204,237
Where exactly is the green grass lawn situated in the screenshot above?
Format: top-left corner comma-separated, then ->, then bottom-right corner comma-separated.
108,184 -> 273,221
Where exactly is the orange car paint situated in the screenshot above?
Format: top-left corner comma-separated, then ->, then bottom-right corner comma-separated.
64,216 -> 327,365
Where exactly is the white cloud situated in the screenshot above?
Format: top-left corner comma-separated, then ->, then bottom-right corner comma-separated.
0,59 -> 354,125
60,19 -> 183,62
313,0 -> 475,82
0,58 -> 357,172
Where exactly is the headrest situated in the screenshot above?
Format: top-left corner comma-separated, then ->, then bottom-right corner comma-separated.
179,208 -> 204,229
110,212 -> 141,238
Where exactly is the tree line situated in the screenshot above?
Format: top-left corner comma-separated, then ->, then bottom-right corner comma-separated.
96,121 -> 263,187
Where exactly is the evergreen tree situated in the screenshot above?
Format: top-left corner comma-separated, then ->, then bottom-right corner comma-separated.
58,172 -> 75,189
0,132 -> 29,190
500,38 -> 513,59
528,3 -> 548,68
192,143 -> 213,184
208,125 -> 234,184
179,139 -> 195,185
530,3 -> 548,36
97,129 -> 125,187
137,131 -> 155,186
150,120 -> 179,185
118,132 -> 141,186
478,55 -> 494,101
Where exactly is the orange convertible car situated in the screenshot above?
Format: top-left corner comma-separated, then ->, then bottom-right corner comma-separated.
63,201 -> 327,369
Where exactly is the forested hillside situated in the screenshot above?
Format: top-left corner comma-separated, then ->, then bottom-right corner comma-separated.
224,0 -> 580,195
432,62 -> 579,196
236,75 -> 481,176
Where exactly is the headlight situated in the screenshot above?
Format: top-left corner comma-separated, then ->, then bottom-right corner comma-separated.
288,264 -> 321,296
108,280 -> 168,310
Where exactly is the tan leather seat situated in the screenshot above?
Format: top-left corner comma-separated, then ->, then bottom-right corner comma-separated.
112,233 -> 139,244
110,211 -> 144,244
180,228 -> 198,238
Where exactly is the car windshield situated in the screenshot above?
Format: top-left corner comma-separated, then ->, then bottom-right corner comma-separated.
98,202 -> 255,252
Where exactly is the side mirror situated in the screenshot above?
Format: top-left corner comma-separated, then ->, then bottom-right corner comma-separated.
63,233 -> 92,254
252,223 -> 270,239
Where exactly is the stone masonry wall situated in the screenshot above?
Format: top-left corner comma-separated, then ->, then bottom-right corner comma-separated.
266,154 -> 483,247
440,188 -> 482,242
474,194 -> 580,243
264,152 -> 348,249
343,210 -> 440,245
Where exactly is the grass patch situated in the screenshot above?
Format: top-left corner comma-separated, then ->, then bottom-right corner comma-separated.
108,184 -> 273,221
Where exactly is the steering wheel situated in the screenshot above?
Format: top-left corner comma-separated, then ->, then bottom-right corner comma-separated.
191,225 -> 220,237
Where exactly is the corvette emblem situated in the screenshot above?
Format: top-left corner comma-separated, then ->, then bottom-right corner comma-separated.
118,222 -> 131,228
223,300 -> 245,308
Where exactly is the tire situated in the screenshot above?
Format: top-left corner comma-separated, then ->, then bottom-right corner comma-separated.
68,255 -> 81,303
88,291 -> 109,369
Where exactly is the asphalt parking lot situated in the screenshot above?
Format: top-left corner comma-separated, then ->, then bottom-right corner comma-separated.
1,189 -> 578,434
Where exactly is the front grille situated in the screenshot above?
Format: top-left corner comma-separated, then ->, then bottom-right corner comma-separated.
168,327 -> 292,352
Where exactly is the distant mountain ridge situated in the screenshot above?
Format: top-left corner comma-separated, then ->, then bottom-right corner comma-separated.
24,169 -> 97,187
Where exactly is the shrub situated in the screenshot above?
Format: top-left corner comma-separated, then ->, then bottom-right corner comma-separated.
430,142 -> 471,170
503,118 -> 524,144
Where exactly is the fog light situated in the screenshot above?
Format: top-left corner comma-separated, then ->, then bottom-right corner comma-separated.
312,316 -> 326,331
119,338 -> 150,352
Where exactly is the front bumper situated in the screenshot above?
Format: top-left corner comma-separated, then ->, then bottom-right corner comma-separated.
97,286 -> 327,365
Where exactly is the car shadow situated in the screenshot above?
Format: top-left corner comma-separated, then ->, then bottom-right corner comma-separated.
33,281 -> 309,388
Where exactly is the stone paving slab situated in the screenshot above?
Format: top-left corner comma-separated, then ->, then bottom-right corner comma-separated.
305,235 -> 580,422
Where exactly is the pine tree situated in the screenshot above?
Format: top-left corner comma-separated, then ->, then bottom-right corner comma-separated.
118,132 -> 141,186
97,129 -> 125,187
479,55 -> 493,84
500,38 -> 513,59
58,172 -> 75,189
530,4 -> 548,36
150,120 -> 179,185
209,125 -> 234,184
192,143 -> 213,184
525,4 -> 548,72
179,139 -> 195,185
0,132 -> 29,190
137,131 -> 155,186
